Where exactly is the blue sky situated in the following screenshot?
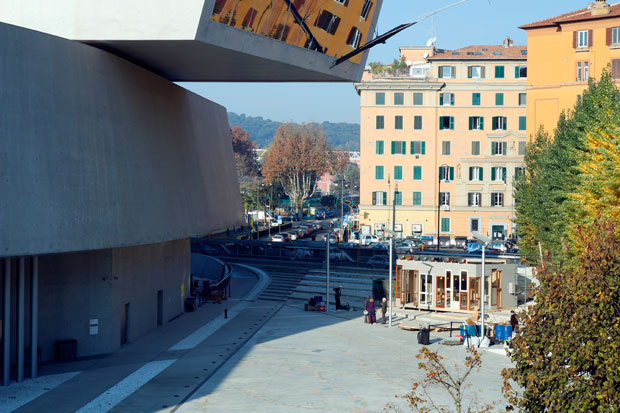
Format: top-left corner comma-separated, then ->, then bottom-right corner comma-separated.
180,0 -> 589,124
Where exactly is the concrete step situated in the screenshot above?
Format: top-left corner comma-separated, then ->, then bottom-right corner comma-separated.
307,270 -> 387,280
288,294 -> 368,310
293,284 -> 373,296
303,275 -> 374,285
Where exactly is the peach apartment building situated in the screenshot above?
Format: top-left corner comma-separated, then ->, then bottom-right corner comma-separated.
521,0 -> 620,140
354,39 -> 527,242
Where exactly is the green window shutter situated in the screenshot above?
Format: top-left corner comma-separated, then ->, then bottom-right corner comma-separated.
382,192 -> 387,205
413,192 -> 421,206
441,217 -> 450,232
421,141 -> 426,155
480,117 -> 484,130
450,94 -> 455,105
515,66 -> 520,78
439,117 -> 444,130
481,66 -> 486,78
491,143 -> 497,155
502,117 -> 507,130
492,117 -> 497,130
472,93 -> 480,105
450,117 -> 454,130
480,167 -> 484,180
376,92 -> 385,105
438,67 -> 444,78
372,192 -> 377,205
491,167 -> 496,181
503,141 -> 507,154
376,140 -> 383,155
519,116 -> 526,130
439,94 -> 444,105
496,93 -> 504,106
467,66 -> 472,78
410,141 -> 414,155
391,141 -> 396,154
414,166 -> 422,180
468,117 -> 473,130
376,115 -> 384,129
495,66 -> 504,78
438,166 -> 442,178
394,166 -> 402,180
469,167 -> 473,180
449,167 -> 454,181
502,167 -> 507,181
375,166 -> 383,179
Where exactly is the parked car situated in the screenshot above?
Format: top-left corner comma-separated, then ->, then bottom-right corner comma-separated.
288,232 -> 297,241
271,234 -> 285,242
367,242 -> 389,250
360,234 -> 379,246
367,255 -> 390,269
322,233 -> 338,245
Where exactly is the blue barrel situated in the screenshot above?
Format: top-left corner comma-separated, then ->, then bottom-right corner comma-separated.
494,324 -> 512,340
462,324 -> 479,336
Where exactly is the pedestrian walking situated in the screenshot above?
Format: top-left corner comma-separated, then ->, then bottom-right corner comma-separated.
510,310 -> 519,333
334,286 -> 342,310
364,296 -> 370,323
381,297 -> 387,324
367,298 -> 376,324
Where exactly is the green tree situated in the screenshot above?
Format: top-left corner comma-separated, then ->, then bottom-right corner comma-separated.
503,218 -> 620,411
368,61 -> 385,75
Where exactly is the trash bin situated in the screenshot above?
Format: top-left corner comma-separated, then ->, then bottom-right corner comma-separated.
184,297 -> 196,312
56,339 -> 77,361
417,328 -> 430,345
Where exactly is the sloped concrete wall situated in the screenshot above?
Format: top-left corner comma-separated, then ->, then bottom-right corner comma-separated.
0,22 -> 244,258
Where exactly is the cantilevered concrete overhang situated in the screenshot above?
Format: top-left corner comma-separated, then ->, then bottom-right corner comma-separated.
0,0 -> 383,82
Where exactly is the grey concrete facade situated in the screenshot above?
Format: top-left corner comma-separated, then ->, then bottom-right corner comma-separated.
0,22 -> 243,258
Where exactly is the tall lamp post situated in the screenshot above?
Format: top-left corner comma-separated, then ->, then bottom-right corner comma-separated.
384,228 -> 397,327
386,175 -> 391,241
437,164 -> 450,251
472,231 -> 490,342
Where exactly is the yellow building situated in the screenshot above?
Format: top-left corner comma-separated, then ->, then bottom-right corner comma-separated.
211,0 -> 378,63
355,40 -> 527,243
521,0 -> 620,139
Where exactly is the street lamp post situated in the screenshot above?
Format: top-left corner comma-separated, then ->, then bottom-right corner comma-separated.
384,228 -> 397,327
472,231 -> 490,342
437,164 -> 450,251
387,175 -> 391,241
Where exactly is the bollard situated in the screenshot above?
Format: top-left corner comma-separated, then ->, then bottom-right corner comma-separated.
225,308 -> 228,319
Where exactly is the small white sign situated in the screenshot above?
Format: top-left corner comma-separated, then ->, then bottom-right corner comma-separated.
89,319 -> 99,335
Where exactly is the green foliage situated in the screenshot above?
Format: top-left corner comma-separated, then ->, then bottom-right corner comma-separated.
227,112 -> 360,151
514,69 -> 620,260
503,218 -> 620,412
372,279 -> 386,302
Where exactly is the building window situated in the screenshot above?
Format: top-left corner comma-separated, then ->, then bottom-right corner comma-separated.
360,0 -> 373,20
413,115 -> 423,130
439,116 -> 454,130
472,93 -> 481,106
469,116 -> 484,130
515,167 -> 526,179
612,59 -> 620,79
314,10 -> 341,35
413,93 -> 423,105
471,141 -> 481,156
439,166 -> 454,181
372,191 -> 387,205
375,165 -> 384,180
394,92 -> 404,105
519,93 -> 527,106
241,8 -> 258,29
491,192 -> 504,207
492,167 -> 507,182
442,141 -> 451,156
495,65 -> 505,78
394,165 -> 403,180
468,192 -> 481,207
376,115 -> 384,129
391,140 -> 406,154
410,140 -> 426,155
515,65 -> 527,79
576,61 -> 589,82
375,92 -> 385,105
468,65 -> 485,79
519,116 -> 527,131
439,66 -> 455,79
441,217 -> 450,233
410,65 -> 431,78
491,141 -> 507,156
469,166 -> 483,181
439,192 -> 450,206
395,116 -> 403,130
440,93 -> 454,106
470,217 -> 480,233
412,191 -> 422,206
492,116 -> 507,130
611,27 -> 620,45
518,141 -> 526,155
413,166 -> 422,180
495,93 -> 504,106
375,140 -> 384,155
576,29 -> 590,48
346,27 -> 362,48
394,191 -> 403,206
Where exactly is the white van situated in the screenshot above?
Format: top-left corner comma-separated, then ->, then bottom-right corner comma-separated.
361,234 -> 379,246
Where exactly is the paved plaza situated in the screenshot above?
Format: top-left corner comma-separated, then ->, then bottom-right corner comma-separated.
1,265 -> 513,412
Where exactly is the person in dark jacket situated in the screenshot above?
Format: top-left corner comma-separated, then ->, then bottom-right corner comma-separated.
367,298 -> 376,324
510,310 -> 519,333
334,286 -> 342,310
364,296 -> 370,323
381,297 -> 388,324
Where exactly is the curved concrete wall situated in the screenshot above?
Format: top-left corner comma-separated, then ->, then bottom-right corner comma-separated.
0,23 -> 244,257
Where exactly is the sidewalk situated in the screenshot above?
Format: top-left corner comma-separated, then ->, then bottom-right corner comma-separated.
1,265 -> 268,413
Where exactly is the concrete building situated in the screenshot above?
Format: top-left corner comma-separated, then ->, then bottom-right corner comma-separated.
0,0 -> 383,385
355,40 -> 527,242
520,0 -> 620,139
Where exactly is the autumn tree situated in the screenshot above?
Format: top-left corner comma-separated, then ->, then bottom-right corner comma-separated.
231,126 -> 260,182
262,123 -> 332,214
503,218 -> 620,411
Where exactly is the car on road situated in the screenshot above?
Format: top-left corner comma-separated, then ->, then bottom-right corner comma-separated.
360,234 -> 379,246
322,233 -> 338,245
366,255 -> 390,269
367,242 -> 389,250
270,234 -> 285,242
287,232 -> 297,241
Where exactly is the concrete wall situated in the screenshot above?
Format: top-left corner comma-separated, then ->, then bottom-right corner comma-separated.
0,22 -> 244,258
35,239 -> 189,361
